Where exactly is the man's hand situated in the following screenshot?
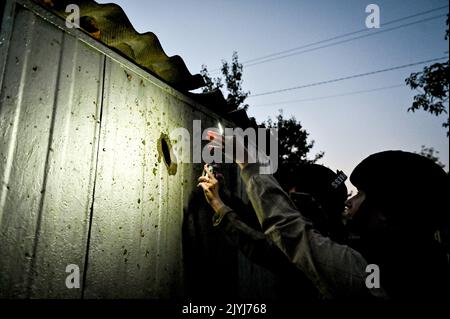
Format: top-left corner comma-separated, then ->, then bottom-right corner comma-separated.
197,164 -> 225,213
206,130 -> 252,169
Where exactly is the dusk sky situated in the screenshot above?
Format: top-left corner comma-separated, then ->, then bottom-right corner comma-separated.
97,0 -> 449,191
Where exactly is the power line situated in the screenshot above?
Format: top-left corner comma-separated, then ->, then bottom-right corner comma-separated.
248,56 -> 447,98
251,84 -> 405,107
209,5 -> 448,72
242,5 -> 448,65
244,14 -> 447,68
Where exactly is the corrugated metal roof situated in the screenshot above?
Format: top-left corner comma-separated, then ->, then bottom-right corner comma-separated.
0,0 -> 271,298
30,1 -> 200,89
32,0 -> 256,122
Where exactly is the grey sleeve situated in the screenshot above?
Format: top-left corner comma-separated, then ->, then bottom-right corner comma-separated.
216,208 -> 299,275
240,163 -> 387,299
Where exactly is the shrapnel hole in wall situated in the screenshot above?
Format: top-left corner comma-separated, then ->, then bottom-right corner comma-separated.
157,133 -> 177,175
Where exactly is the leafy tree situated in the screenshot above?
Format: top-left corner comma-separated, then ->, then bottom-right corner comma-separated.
405,15 -> 449,136
200,51 -> 250,111
264,110 -> 324,188
417,145 -> 446,169
200,65 -> 222,92
201,55 -> 324,189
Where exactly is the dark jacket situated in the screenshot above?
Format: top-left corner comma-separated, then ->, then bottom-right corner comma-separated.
235,163 -> 389,299
216,207 -> 321,301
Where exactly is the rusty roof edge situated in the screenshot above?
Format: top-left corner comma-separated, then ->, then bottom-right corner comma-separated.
32,0 -> 206,91
32,0 -> 250,125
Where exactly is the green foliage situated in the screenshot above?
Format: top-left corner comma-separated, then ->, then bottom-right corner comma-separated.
264,111 -> 324,187
221,52 -> 250,111
200,65 -> 222,92
201,55 -> 324,189
200,51 -> 250,111
417,145 -> 446,169
405,15 -> 449,136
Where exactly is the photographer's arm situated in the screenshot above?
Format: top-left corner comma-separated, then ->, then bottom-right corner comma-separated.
239,163 -> 387,299
219,208 -> 304,275
200,133 -> 387,298
198,165 -> 299,274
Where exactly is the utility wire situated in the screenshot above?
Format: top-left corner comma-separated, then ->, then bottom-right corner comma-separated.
248,56 -> 447,98
245,14 -> 447,68
243,5 -> 448,65
251,84 -> 405,107
209,5 -> 448,72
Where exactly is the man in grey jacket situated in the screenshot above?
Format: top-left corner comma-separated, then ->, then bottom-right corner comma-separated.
198,148 -> 448,300
210,164 -> 350,300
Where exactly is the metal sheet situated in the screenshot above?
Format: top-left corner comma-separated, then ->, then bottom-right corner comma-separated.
0,4 -> 103,298
29,33 -> 105,298
83,58 -> 213,298
0,0 -> 277,300
82,58 -> 159,298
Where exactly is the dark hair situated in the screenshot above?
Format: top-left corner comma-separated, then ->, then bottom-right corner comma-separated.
350,151 -> 449,299
350,150 -> 448,233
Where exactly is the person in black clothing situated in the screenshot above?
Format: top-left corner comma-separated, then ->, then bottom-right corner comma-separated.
344,151 -> 449,299
203,163 -> 350,300
199,145 -> 449,299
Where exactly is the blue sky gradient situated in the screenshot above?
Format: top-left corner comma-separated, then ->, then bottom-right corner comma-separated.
97,0 -> 449,190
